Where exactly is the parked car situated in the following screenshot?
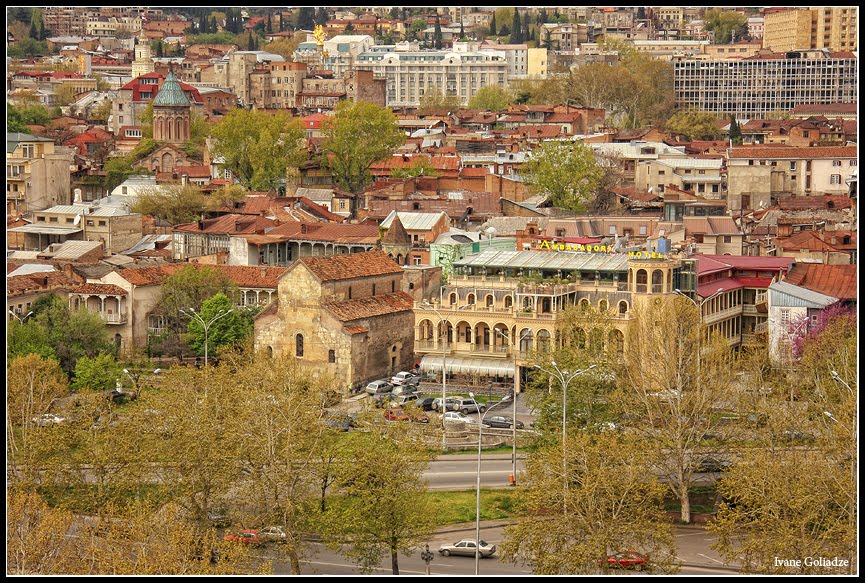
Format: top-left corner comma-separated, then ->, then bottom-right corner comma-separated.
695,457 -> 733,473
372,391 -> 394,407
207,507 -> 231,528
443,411 -> 475,424
223,530 -> 262,545
258,526 -> 287,543
384,408 -> 429,423
416,397 -> 436,411
432,397 -> 462,412
32,413 -> 66,426
391,371 -> 421,386
606,550 -> 648,571
323,411 -> 355,431
438,539 -> 496,558
365,380 -> 394,395
390,394 -> 419,407
453,398 -> 486,415
481,416 -> 524,429
392,385 -> 421,397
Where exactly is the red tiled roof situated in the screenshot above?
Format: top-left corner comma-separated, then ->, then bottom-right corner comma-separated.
173,214 -> 279,234
776,230 -> 839,252
71,283 -> 128,295
784,263 -> 857,301
119,264 -> 185,286
264,222 -> 379,243
791,103 -> 857,114
776,196 -> 852,211
300,251 -> 403,282
517,125 -> 564,139
174,165 -> 212,178
728,145 -> 857,159
213,265 -> 287,288
7,271 -> 80,295
323,291 -> 414,322
343,325 -> 369,335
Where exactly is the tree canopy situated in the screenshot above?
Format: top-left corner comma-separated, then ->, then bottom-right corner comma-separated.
467,85 -> 513,111
186,293 -> 256,358
665,109 -> 723,141
704,9 -> 749,44
209,109 -> 306,191
158,266 -> 240,332
319,100 -> 405,194
521,140 -> 605,213
131,184 -> 207,225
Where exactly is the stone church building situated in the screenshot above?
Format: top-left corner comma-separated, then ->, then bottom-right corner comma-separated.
254,251 -> 418,393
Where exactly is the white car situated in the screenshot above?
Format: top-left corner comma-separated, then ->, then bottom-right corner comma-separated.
391,371 -> 420,386
443,411 -> 475,424
258,526 -> 287,542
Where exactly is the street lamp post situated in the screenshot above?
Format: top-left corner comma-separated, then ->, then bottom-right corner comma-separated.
9,310 -> 34,324
470,392 -> 511,576
420,301 -> 471,452
180,307 -> 234,367
495,328 -> 532,487
122,367 -> 162,398
533,362 -> 596,515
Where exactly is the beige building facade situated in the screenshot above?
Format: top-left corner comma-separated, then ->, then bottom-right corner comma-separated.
763,7 -> 858,52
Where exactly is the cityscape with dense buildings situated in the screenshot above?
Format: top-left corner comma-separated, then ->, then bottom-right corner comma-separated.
6,6 -> 858,576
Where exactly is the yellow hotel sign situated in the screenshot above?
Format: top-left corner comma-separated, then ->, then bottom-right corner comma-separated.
537,240 -> 667,259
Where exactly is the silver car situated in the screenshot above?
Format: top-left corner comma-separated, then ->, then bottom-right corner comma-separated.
438,539 -> 496,558
365,380 -> 394,395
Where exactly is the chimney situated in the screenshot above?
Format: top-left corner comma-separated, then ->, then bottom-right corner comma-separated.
198,220 -> 205,230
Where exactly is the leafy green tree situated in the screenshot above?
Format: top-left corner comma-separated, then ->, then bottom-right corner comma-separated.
7,319 -> 57,361
390,156 -> 439,179
665,109 -> 722,141
132,184 -> 207,225
8,37 -> 48,58
315,7 -> 329,27
320,100 -> 405,194
321,423 -> 436,575
7,354 -> 69,427
158,266 -> 240,332
468,85 -> 513,111
704,9 -> 748,44
500,433 -> 678,574
417,88 -> 462,114
7,103 -> 55,132
71,354 -> 123,392
521,140 -> 605,213
264,31 -> 306,61
490,12 -> 497,36
186,293 -> 256,357
210,109 -> 306,190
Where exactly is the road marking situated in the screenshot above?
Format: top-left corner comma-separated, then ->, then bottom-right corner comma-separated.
300,560 -> 427,575
697,553 -> 725,565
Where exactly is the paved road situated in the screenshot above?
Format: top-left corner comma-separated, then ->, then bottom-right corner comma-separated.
258,523 -> 739,575
424,454 -> 526,490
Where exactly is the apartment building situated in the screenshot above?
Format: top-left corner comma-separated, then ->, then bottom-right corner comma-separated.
673,49 -> 858,119
636,158 -> 725,198
539,22 -> 595,51
726,145 -> 858,211
6,133 -> 73,216
43,7 -> 96,37
763,7 -> 858,52
355,49 -> 508,108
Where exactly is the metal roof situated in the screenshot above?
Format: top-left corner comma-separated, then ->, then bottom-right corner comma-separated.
152,71 -> 190,107
50,240 -> 104,259
769,280 -> 838,308
381,211 -> 449,232
40,204 -> 132,217
454,249 -> 631,273
7,264 -> 55,278
419,355 -> 515,378
9,225 -> 83,235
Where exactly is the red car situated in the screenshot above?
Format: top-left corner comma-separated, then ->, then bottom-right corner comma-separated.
384,408 -> 429,423
223,530 -> 262,545
607,550 -> 648,571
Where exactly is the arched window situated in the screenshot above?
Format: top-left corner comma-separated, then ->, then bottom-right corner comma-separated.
579,298 -> 590,310
618,300 -> 628,315
537,330 -> 551,352
504,295 -> 513,309
467,293 -> 475,305
267,346 -> 273,358
449,293 -> 457,305
599,299 -> 609,312
652,270 -> 664,294
636,269 -> 648,293
486,294 -> 494,308
295,334 -> 304,357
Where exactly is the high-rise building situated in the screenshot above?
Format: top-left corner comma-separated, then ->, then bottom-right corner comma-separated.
763,7 -> 857,52
673,49 -> 857,119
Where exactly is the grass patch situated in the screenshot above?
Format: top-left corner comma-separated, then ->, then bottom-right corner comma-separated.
38,483 -> 174,513
424,489 -> 519,526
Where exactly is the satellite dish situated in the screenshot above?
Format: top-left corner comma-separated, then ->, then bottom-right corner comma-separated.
73,214 -> 82,225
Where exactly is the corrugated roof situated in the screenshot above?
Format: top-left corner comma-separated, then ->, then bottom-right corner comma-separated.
420,354 -> 515,378
454,248 -> 631,273
9,225 -> 83,235
380,211 -> 449,232
7,264 -> 55,277
698,276 -> 774,297
50,240 -> 104,259
769,280 -> 838,308
784,263 -> 857,300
